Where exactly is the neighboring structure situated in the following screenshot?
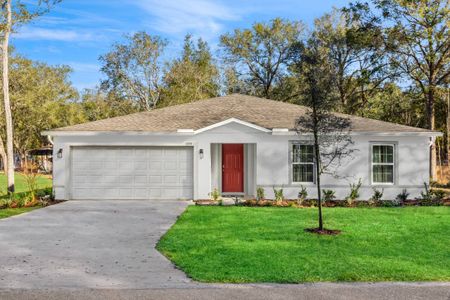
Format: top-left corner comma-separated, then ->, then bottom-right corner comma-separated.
42,94 -> 441,201
27,147 -> 53,173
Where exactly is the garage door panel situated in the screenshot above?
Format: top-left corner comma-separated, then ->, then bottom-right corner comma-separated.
164,161 -> 177,170
180,175 -> 192,185
149,188 -> 162,198
164,175 -> 178,185
134,175 -> 147,185
103,161 -> 117,169
149,175 -> 162,184
134,188 -> 148,199
149,161 -> 162,170
71,146 -> 193,200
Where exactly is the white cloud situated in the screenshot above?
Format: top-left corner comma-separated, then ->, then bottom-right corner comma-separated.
134,0 -> 240,39
67,62 -> 100,73
14,27 -> 98,42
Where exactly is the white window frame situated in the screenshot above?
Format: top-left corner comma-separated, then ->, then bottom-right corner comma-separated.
291,143 -> 315,184
371,143 -> 395,185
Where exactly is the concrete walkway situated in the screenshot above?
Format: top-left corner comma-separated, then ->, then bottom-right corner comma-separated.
0,200 -> 192,289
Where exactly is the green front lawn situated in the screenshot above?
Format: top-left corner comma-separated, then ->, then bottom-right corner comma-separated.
157,206 -> 450,283
0,172 -> 52,197
0,206 -> 40,219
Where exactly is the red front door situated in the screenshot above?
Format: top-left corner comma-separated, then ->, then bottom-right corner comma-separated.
222,144 -> 244,193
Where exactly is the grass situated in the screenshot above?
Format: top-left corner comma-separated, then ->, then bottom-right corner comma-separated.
0,206 -> 40,219
0,172 -> 52,193
157,206 -> 450,283
0,172 -> 52,198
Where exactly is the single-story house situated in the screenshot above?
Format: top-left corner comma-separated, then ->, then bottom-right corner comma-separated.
43,94 -> 441,201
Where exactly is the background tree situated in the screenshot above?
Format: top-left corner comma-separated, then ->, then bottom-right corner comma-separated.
314,7 -> 391,114
80,88 -> 138,121
3,53 -> 79,160
295,36 -> 353,231
0,0 -> 60,192
348,0 -> 450,177
159,35 -> 219,107
220,18 -> 305,99
100,32 -> 167,111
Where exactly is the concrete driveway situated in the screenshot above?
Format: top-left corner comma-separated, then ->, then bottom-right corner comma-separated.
1,201 -> 449,299
0,200 -> 192,289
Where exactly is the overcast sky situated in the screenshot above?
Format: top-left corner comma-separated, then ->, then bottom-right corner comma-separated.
12,0 -> 352,91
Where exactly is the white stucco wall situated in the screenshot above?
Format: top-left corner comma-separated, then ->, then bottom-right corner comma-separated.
50,122 -> 431,201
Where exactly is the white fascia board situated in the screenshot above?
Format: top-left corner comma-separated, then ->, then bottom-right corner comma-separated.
193,118 -> 271,134
177,129 -> 195,134
272,128 -> 291,135
41,131 -> 185,137
349,131 -> 443,137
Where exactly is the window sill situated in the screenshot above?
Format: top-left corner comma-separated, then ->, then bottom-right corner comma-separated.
371,183 -> 395,187
291,182 -> 316,186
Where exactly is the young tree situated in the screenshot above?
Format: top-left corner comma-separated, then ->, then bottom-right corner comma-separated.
0,0 -> 60,192
100,32 -> 167,111
295,36 -> 353,231
220,18 -> 305,99
159,34 -> 219,107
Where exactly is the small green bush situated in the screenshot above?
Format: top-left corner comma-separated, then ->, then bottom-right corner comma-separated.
415,182 -> 443,206
297,186 -> 308,206
379,200 -> 401,207
396,189 -> 410,201
322,189 -> 336,202
273,187 -> 284,203
209,188 -> 221,202
346,179 -> 362,206
256,187 -> 265,202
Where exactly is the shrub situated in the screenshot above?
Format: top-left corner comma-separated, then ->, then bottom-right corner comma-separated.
322,189 -> 336,202
396,189 -> 410,202
368,188 -> 383,206
303,199 -> 318,207
209,188 -> 221,202
346,178 -> 362,206
416,182 -> 437,206
356,201 -> 370,207
297,186 -> 308,206
17,197 -> 28,208
371,188 -> 383,201
288,201 -> 297,207
431,189 -> 446,203
23,162 -> 40,202
256,187 -> 265,202
273,187 -> 284,203
379,199 -> 401,207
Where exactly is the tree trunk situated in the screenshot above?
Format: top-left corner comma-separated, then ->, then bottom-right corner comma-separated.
427,88 -> 437,180
2,0 -> 15,192
314,138 -> 323,230
0,134 -> 7,174
312,109 -> 323,230
447,89 -> 450,165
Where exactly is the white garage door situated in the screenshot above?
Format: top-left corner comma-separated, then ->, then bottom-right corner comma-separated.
71,146 -> 193,200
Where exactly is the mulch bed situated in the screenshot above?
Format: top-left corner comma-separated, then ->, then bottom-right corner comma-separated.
304,228 -> 342,235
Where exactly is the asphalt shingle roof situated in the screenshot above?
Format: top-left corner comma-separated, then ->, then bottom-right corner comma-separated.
51,94 -> 433,133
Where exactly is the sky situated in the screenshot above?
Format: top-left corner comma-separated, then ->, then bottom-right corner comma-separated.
11,0 -> 352,91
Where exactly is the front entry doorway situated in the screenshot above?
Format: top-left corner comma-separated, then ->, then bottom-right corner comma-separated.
222,144 -> 244,193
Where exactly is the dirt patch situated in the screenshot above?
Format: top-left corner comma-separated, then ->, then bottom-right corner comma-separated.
304,227 -> 342,235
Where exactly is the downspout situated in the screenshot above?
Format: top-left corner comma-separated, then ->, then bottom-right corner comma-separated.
429,136 -> 436,180
47,135 -> 54,145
